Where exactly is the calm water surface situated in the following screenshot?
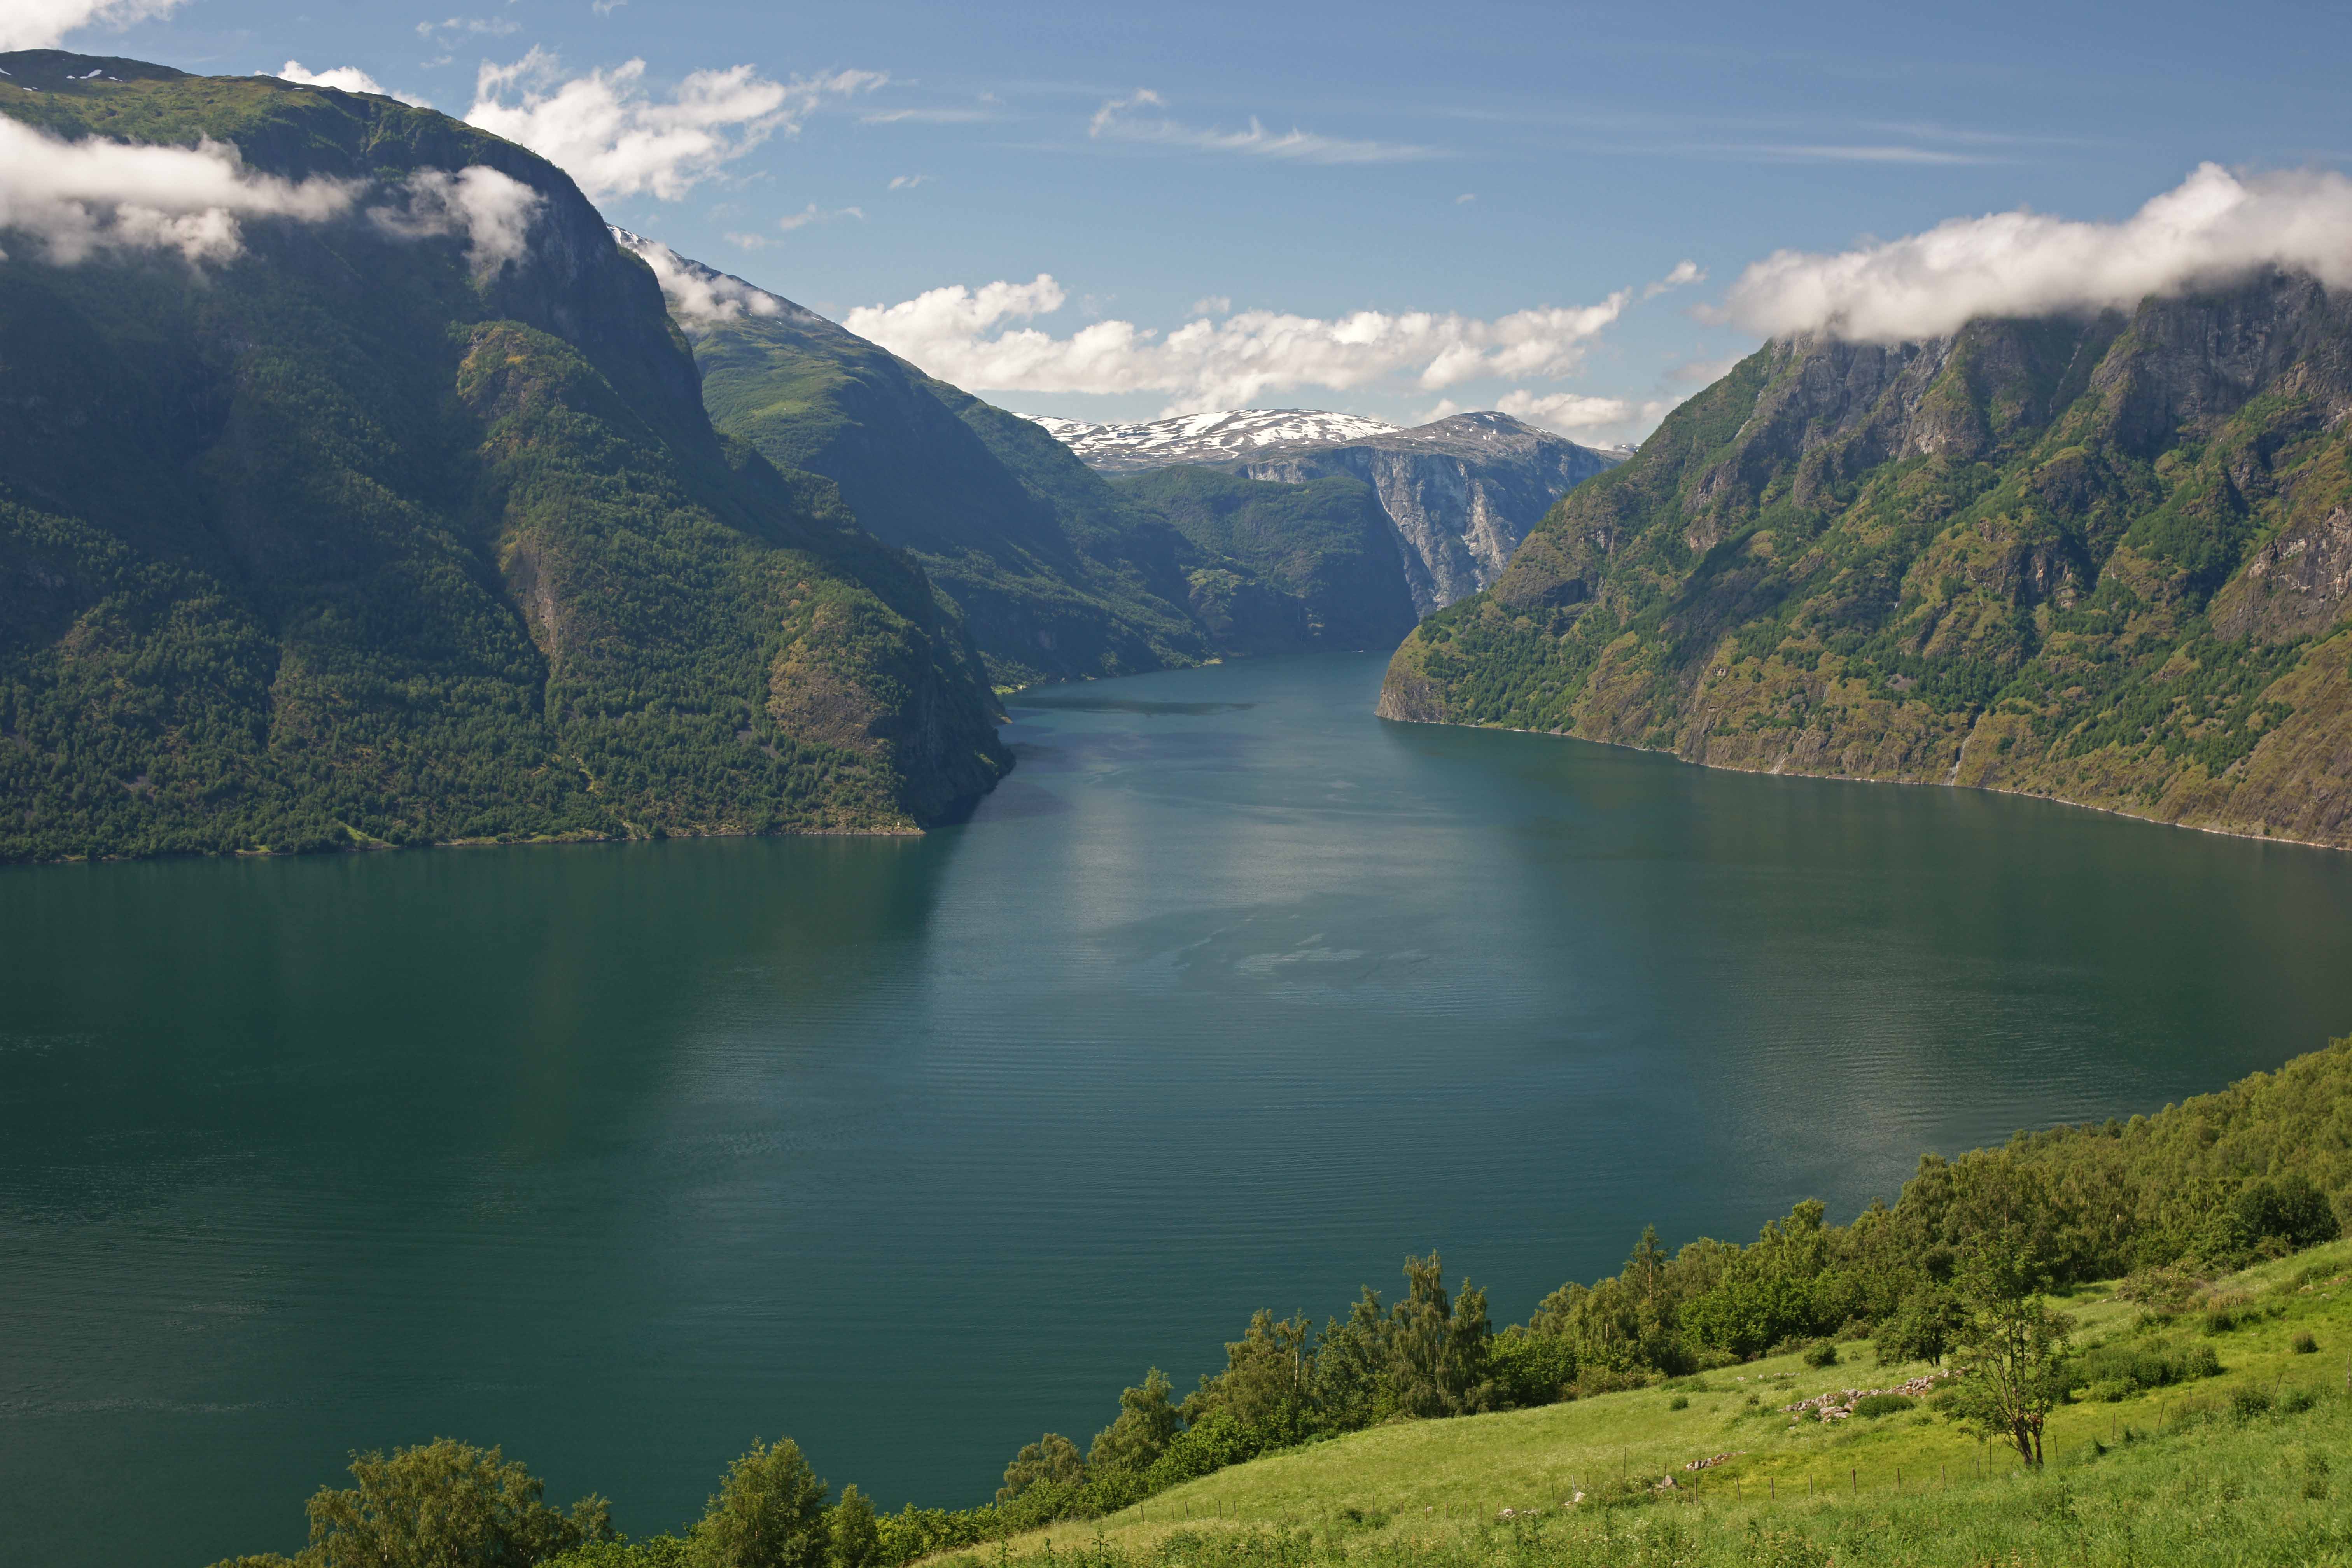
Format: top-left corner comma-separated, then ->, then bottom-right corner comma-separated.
5,652 -> 2352,1564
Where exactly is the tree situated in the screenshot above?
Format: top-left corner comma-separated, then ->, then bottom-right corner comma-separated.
695,1438 -> 830,1568
1874,1283 -> 1967,1367
1181,1311 -> 1320,1440
828,1485 -> 880,1568
994,1433 -> 1084,1504
2233,1173 -> 2340,1254
213,1437 -> 611,1568
1946,1237 -> 2073,1467
1386,1253 -> 1495,1417
1087,1368 -> 1180,1473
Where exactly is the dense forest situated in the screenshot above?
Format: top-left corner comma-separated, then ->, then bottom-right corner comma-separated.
208,1031 -> 2352,1567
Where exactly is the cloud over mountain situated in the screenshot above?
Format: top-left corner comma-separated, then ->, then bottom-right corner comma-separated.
0,115 -> 355,264
841,276 -> 1636,413
464,49 -> 884,201
1724,162 -> 2352,343
0,0 -> 182,51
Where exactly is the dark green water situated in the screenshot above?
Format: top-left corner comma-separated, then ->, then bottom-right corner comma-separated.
5,652 -> 2351,1565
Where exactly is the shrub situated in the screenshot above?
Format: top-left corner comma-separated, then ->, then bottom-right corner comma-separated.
2292,1330 -> 2319,1354
1668,1395 -> 1690,1411
2071,1341 -> 2222,1399
2229,1386 -> 2274,1420
1850,1393 -> 1916,1418
1802,1340 -> 1839,1368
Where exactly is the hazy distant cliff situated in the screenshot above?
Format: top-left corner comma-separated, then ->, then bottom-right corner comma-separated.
1381,270 -> 2352,850
1038,408 -> 1624,616
1229,412 -> 1622,613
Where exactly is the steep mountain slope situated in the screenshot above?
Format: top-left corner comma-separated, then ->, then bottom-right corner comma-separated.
1039,409 -> 1624,614
623,238 -> 1222,688
1111,467 -> 1419,651
625,242 -> 1435,681
1031,409 -> 1401,474
1381,271 -> 2352,849
0,52 -> 1007,862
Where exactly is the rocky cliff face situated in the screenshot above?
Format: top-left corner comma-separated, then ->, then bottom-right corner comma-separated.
1232,412 -> 1622,613
1036,408 -> 1623,616
1381,271 -> 2352,851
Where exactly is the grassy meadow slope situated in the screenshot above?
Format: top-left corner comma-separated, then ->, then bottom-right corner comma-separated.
1381,273 -> 2352,850
0,53 -> 1007,861
975,1245 -> 2352,1568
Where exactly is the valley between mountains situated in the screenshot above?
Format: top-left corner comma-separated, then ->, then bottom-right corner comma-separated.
3,50 -> 2351,858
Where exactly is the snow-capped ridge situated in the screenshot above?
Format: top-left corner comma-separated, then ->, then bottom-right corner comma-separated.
1027,408 -> 1401,474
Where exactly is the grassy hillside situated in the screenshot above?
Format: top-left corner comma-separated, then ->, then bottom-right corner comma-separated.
1381,273 -> 2352,850
0,52 -> 1006,861
983,1241 -> 2352,1568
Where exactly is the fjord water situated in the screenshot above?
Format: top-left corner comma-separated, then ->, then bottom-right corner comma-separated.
6,654 -> 2352,1565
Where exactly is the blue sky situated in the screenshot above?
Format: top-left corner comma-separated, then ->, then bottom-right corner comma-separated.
42,0 -> 2352,442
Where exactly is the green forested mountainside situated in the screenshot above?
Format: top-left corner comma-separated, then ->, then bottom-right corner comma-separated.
209,1034 -> 2352,1567
656,250 -> 1420,685
1381,271 -> 2352,849
0,53 -> 1006,863
681,283 -> 1211,687
1115,467 -> 1420,652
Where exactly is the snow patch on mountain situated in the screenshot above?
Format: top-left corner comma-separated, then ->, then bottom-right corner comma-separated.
1028,408 -> 1400,474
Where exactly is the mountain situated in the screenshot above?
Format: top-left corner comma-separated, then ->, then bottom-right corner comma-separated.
1111,467 -> 1419,652
1029,409 -> 1402,473
0,52 -> 1008,862
1038,408 -> 1626,614
621,240 -> 1431,682
1380,271 -> 2352,850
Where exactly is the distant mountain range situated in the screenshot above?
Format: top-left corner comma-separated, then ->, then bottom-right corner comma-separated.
1034,407 -> 1627,614
622,242 -> 1626,683
1382,270 -> 2352,850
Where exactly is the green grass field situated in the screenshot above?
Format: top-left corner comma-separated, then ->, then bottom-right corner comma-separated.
961,1242 -> 2352,1567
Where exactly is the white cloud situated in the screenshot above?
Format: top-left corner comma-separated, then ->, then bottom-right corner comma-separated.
267,60 -> 433,108
861,107 -> 1000,124
1723,162 -> 2352,343
593,0 -> 628,13
886,173 -> 933,190
1493,389 -> 1680,439
0,114 -> 356,265
776,202 -> 863,231
613,228 -> 785,326
417,15 -> 522,41
1188,295 -> 1232,317
1643,259 -> 1704,298
1734,144 -> 1992,166
842,275 -> 1633,413
464,49 -> 885,201
1455,192 -> 1476,205
1088,89 -> 1440,165
0,0 -> 182,51
368,165 -> 543,280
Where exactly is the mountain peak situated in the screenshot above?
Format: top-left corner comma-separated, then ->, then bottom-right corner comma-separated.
1027,408 -> 1401,474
